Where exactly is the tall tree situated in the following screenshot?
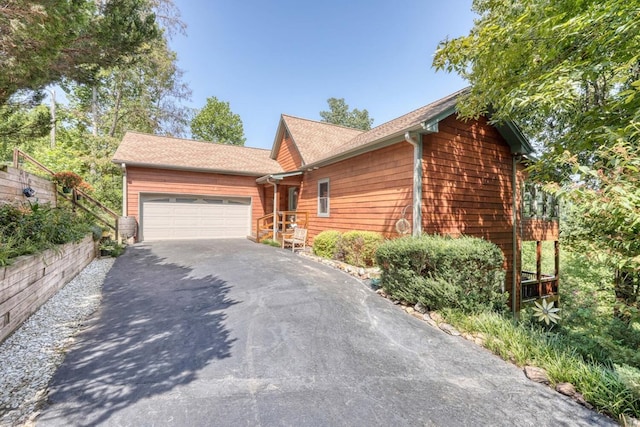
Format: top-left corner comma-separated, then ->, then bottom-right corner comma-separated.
63,38 -> 192,139
319,98 -> 373,130
190,97 -> 246,146
433,0 -> 640,316
0,0 -> 160,105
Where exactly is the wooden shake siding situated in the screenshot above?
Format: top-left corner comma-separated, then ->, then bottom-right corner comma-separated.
422,115 -> 518,301
276,132 -> 303,171
126,166 -> 265,235
296,143 -> 414,240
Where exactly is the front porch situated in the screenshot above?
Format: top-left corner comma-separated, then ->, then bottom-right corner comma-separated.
255,210 -> 309,243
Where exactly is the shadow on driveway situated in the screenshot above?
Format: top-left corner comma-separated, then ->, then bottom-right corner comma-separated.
40,246 -> 238,426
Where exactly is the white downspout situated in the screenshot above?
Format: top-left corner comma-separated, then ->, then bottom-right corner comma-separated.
266,176 -> 278,238
404,132 -> 423,237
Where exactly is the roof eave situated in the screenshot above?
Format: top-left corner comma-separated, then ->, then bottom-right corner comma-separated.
113,160 -> 271,177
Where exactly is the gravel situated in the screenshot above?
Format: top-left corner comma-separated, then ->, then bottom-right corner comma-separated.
0,257 -> 115,427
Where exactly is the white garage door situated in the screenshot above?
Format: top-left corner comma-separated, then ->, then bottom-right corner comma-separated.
141,196 -> 251,241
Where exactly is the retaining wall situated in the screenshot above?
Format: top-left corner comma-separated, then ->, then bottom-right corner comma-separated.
0,166 -> 56,206
0,235 -> 95,343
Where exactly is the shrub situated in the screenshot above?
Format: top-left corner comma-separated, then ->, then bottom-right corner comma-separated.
0,202 -> 92,265
338,230 -> 385,267
375,234 -> 507,313
313,230 -> 342,259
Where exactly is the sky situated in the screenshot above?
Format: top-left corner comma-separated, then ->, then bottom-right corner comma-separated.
169,0 -> 477,150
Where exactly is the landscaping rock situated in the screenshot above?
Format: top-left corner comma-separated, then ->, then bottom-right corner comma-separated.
524,366 -> 550,385
422,315 -> 439,328
556,382 -> 576,397
429,311 -> 444,324
414,302 -> 428,314
574,392 -> 593,410
621,415 -> 640,427
405,307 -> 415,314
474,335 -> 486,347
411,311 -> 424,320
439,323 -> 460,336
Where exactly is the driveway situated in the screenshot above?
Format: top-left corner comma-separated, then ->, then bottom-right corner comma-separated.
37,240 -> 612,426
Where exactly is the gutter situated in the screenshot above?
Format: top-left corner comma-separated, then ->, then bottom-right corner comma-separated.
404,132 -> 423,237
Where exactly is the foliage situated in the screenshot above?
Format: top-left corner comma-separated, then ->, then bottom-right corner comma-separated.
338,230 -> 384,268
319,98 -> 374,130
375,235 -> 507,313
0,102 -> 50,158
433,0 -> 640,314
260,239 -> 281,248
63,36 -> 192,139
312,230 -> 342,259
0,202 -> 92,265
52,171 -> 83,189
441,309 -> 640,419
190,96 -> 246,145
0,0 -> 160,105
99,238 -> 126,257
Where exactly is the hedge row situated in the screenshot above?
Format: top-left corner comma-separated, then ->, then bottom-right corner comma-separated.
375,235 -> 507,313
312,230 -> 385,268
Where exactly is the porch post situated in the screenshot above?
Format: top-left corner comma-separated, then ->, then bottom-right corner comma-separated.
272,183 -> 278,238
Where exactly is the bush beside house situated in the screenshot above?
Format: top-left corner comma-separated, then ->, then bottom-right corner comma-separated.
375,235 -> 507,313
313,230 -> 384,268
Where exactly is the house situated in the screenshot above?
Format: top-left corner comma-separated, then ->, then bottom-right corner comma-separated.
112,88 -> 559,310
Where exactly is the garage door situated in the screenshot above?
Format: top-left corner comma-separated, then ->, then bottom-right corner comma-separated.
141,196 -> 251,241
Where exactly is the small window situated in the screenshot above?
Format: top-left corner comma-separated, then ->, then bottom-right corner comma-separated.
318,179 -> 329,217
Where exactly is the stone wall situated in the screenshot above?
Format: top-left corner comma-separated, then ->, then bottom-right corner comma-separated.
0,166 -> 56,206
0,235 -> 95,343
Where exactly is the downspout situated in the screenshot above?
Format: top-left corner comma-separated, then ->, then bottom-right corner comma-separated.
404,132 -> 422,237
512,154 -> 520,319
266,176 -> 278,238
121,163 -> 127,217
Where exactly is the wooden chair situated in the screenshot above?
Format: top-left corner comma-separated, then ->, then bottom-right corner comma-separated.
282,227 -> 307,252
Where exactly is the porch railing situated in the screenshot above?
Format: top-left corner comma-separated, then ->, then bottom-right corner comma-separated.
521,270 -> 559,303
255,211 -> 309,243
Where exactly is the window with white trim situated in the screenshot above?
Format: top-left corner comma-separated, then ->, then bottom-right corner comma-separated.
318,179 -> 330,217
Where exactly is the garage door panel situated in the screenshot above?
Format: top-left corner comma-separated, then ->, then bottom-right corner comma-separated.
142,197 -> 250,241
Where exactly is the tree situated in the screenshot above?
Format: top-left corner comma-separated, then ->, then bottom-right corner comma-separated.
319,98 -> 374,130
0,0 -> 160,105
190,97 -> 246,146
63,38 -> 192,139
433,0 -> 640,317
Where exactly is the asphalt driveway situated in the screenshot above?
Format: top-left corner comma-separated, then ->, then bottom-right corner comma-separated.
37,240 -> 613,426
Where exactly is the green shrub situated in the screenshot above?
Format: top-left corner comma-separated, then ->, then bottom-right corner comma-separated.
260,239 -> 281,247
313,230 -> 342,259
338,230 -> 385,267
375,234 -> 507,313
0,202 -> 92,265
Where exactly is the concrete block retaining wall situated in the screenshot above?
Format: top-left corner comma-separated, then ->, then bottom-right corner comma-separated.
0,235 -> 95,343
0,166 -> 56,206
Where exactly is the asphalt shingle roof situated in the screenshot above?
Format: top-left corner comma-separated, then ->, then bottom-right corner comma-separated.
280,115 -> 364,165
113,132 -> 283,175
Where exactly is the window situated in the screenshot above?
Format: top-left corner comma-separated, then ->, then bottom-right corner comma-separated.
318,179 -> 329,217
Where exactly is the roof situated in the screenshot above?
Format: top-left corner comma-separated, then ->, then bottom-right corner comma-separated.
270,115 -> 364,165
113,132 -> 283,175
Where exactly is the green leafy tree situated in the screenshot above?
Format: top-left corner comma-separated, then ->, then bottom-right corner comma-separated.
64,38 -> 192,139
0,0 -> 160,105
433,0 -> 640,317
190,97 -> 246,146
319,98 -> 373,130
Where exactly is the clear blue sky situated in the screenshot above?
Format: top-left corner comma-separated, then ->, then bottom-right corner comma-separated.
169,0 -> 476,149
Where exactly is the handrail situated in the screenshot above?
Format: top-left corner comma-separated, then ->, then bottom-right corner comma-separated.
256,213 -> 275,243
13,148 -> 119,231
